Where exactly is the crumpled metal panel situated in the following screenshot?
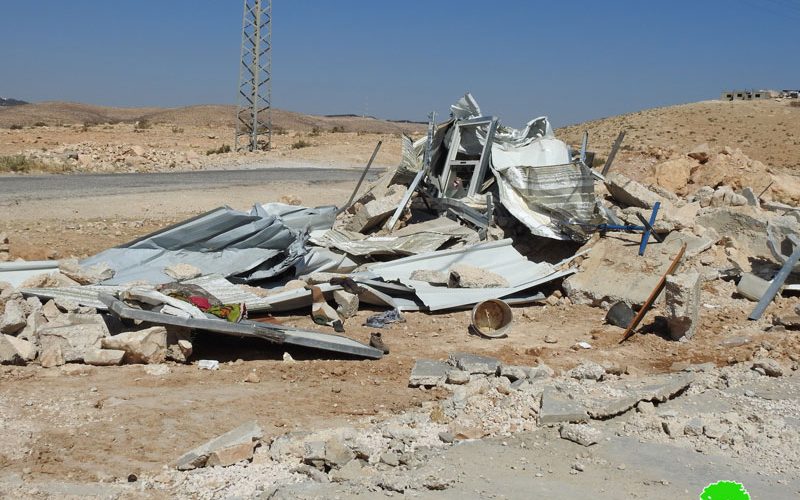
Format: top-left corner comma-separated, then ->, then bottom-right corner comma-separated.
356,239 -> 573,311
309,217 -> 479,258
81,204 -> 334,286
430,93 -> 605,241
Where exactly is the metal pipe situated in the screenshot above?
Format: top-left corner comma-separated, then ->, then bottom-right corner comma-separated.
338,140 -> 382,214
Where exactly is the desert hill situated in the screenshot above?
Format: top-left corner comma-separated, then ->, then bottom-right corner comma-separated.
0,101 -> 424,135
557,99 -> 800,171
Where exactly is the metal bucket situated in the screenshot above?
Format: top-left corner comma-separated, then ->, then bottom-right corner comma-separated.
471,299 -> 513,338
606,301 -> 634,329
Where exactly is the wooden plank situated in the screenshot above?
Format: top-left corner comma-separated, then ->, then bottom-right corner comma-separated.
619,243 -> 687,343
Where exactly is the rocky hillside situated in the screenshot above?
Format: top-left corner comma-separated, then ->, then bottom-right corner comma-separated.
0,101 -> 424,135
557,99 -> 800,171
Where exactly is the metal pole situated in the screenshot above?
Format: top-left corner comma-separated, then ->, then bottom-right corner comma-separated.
338,140 -> 382,214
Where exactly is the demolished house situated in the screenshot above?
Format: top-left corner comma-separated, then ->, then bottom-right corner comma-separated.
3,92 -> 800,372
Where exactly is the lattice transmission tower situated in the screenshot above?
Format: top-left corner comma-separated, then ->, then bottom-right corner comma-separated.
235,0 -> 272,151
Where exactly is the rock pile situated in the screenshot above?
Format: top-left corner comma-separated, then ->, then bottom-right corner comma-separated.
146,353 -> 798,498
0,272 -> 191,368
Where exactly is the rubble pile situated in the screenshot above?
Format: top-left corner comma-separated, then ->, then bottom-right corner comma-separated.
2,93 -> 800,366
139,358 -> 798,497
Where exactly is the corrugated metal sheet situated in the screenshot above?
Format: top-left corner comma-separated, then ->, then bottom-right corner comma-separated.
356,239 -> 572,311
309,217 -> 479,257
0,260 -> 59,288
81,204 -> 336,286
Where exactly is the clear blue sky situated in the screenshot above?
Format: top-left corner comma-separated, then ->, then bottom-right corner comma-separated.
1,0 -> 798,127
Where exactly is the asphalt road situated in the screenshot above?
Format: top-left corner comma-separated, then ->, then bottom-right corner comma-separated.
0,167 -> 374,202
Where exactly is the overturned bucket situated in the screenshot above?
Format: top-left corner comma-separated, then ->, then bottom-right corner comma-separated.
471,299 -> 513,338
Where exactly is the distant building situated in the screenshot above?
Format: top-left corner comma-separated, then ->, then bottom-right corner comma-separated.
720,89 -> 774,100
781,89 -> 800,98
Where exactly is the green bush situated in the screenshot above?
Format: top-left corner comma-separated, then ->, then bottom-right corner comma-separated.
0,155 -> 63,173
9,124 -> 22,130
330,125 -> 345,133
33,121 -> 46,127
309,126 -> 321,137
291,139 -> 312,149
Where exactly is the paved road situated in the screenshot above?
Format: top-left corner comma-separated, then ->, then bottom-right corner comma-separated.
0,167 -> 375,202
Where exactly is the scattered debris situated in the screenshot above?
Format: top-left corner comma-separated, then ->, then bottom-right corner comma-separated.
175,421 -> 263,470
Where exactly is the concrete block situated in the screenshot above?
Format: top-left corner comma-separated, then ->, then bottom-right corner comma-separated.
499,365 -> 528,381
605,172 -> 662,208
101,326 -> 167,364
2,334 -> 36,362
447,264 -> 509,288
448,352 -> 501,375
163,263 -> 202,281
665,271 -> 701,341
737,273 -> 770,302
333,290 -> 359,319
528,363 -> 554,380
38,322 -> 108,363
0,334 -> 25,365
539,386 -> 588,425
445,369 -> 470,385
39,344 -> 65,368
175,421 -> 262,470
408,359 -> 450,387
559,423 -> 602,446
0,299 -> 27,335
83,348 -> 125,366
345,185 -> 407,233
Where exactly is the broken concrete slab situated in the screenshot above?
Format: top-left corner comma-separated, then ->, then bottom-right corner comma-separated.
564,235 -> 685,307
539,386 -> 589,425
59,259 -> 115,285
409,269 -> 449,286
333,290 -> 358,319
665,271 -> 700,341
584,374 -> 694,419
752,359 -> 783,377
38,322 -> 108,363
559,423 -> 602,446
448,352 -> 501,375
737,273 -> 771,302
176,421 -> 263,470
605,172 -> 663,209
0,334 -> 25,365
663,231 -> 714,258
39,344 -> 65,368
2,334 -> 36,362
345,185 -> 407,233
83,348 -> 125,366
100,326 -> 167,364
0,298 -> 27,335
447,264 -> 509,289
164,263 -> 202,281
446,369 -> 470,384
409,359 -> 450,387
499,365 -> 528,382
